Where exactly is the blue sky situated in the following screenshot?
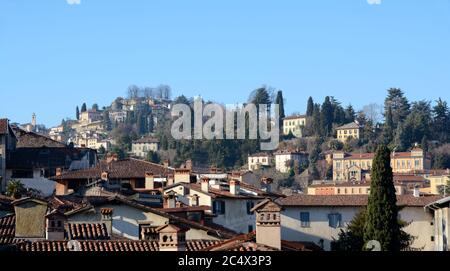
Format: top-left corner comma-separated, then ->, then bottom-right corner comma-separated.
1,0 -> 449,127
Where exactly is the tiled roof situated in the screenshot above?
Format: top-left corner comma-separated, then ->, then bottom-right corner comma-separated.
133,137 -> 159,144
0,119 -> 8,135
67,223 -> 110,240
336,122 -> 360,130
13,128 -> 67,148
283,115 -> 307,120
277,194 -> 444,207
394,175 -> 427,182
15,240 -> 223,252
51,158 -> 174,180
205,231 -> 321,251
0,215 -> 16,245
248,152 -> 271,158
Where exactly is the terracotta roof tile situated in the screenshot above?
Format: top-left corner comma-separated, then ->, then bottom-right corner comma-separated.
67,223 -> 110,240
0,214 -> 15,245
16,240 -> 223,252
52,158 -> 174,180
278,194 -> 444,207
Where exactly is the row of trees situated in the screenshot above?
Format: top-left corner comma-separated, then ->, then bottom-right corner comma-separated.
127,84 -> 172,100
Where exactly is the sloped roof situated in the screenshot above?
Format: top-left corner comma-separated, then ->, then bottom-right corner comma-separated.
336,122 -> 361,130
133,137 -> 159,144
13,128 -> 66,148
67,223 -> 110,240
14,240 -> 223,252
278,194 -> 443,207
51,158 -> 174,181
0,214 -> 15,245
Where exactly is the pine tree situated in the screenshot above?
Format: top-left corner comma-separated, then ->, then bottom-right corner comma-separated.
306,97 -> 314,117
92,103 -> 99,111
432,98 -> 450,143
312,104 -> 321,136
384,88 -> 410,130
364,145 -> 401,251
81,103 -> 87,113
76,106 -> 80,120
345,105 -> 356,123
103,110 -> 112,131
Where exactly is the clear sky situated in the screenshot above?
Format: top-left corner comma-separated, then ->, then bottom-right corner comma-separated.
1,0 -> 449,127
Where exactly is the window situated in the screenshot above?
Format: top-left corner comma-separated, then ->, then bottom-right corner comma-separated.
135,179 -> 145,189
57,221 -> 62,227
248,225 -> 254,233
431,236 -> 435,242
328,213 -> 342,229
213,200 -> 226,215
246,201 -> 255,215
300,212 -> 310,228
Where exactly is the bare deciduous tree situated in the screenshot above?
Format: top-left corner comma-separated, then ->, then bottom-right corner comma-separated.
127,85 -> 140,99
362,103 -> 383,124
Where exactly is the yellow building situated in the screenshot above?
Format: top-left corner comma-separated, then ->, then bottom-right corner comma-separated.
307,182 -> 405,196
333,148 -> 431,182
336,122 -> 361,142
428,173 -> 450,195
283,115 -> 307,137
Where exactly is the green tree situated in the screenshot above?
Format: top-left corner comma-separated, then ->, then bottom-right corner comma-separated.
432,98 -> 449,143
275,90 -> 285,127
103,110 -> 112,131
92,103 -> 99,111
6,180 -> 26,199
146,151 -> 161,164
382,106 -> 394,145
333,209 -> 413,251
344,105 -> 356,123
306,97 -> 314,117
320,96 -> 333,137
384,88 -> 410,130
81,103 -> 87,113
76,106 -> 80,120
402,101 -> 432,147
364,145 -> 402,251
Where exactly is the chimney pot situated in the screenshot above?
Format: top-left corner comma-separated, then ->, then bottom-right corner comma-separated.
229,180 -> 240,195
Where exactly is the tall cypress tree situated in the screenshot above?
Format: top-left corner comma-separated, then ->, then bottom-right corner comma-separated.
81,103 -> 87,113
382,107 -> 394,145
76,106 -> 80,120
364,145 -> 401,251
306,97 -> 314,117
275,90 -> 285,121
320,96 -> 333,137
275,90 -> 285,136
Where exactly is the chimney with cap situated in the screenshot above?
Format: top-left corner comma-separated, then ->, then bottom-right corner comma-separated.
252,199 -> 283,250
157,223 -> 187,251
413,185 -> 421,198
229,180 -> 240,195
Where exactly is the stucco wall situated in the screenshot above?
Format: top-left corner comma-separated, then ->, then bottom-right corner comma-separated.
212,199 -> 257,234
281,206 -> 435,251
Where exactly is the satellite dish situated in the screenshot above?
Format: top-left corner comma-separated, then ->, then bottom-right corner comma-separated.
67,240 -> 81,252
365,240 -> 381,251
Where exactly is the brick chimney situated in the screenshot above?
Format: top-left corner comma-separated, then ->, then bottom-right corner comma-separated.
101,208 -> 113,236
157,223 -> 187,252
229,180 -> 240,195
201,178 -> 210,193
56,168 -> 62,177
